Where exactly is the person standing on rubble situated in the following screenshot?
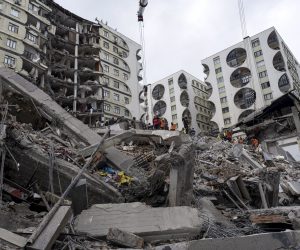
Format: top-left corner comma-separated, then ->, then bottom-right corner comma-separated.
153,115 -> 160,130
182,117 -> 189,134
160,118 -> 166,130
131,117 -> 137,129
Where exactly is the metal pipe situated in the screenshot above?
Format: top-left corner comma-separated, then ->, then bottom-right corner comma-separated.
27,130 -> 110,244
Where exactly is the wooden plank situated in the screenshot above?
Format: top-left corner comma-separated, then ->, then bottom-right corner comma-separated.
0,228 -> 27,247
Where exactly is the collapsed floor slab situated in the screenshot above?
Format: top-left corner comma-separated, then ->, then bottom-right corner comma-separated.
154,230 -> 300,250
74,202 -> 202,242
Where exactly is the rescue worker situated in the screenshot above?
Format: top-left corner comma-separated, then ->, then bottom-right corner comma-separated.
182,117 -> 189,134
170,122 -> 177,131
153,115 -> 160,130
160,118 -> 166,130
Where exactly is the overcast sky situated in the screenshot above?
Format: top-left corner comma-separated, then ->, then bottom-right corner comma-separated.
55,0 -> 300,83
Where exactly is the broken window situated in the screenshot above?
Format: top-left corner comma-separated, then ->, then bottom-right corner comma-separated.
234,88 -> 256,109
152,84 -> 165,100
230,67 -> 252,88
153,100 -> 167,116
278,73 -> 291,93
226,48 -> 247,68
8,22 -> 19,33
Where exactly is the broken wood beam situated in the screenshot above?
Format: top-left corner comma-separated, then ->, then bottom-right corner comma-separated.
27,129 -> 110,245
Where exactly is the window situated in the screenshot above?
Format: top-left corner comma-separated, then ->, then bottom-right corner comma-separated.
217,76 -> 224,83
218,86 -> 225,93
103,41 -> 109,49
222,107 -> 229,113
254,50 -> 263,57
8,23 -> 19,33
104,104 -> 110,111
259,70 -> 268,78
113,93 -> 120,101
124,97 -> 129,104
113,69 -> 119,76
261,81 -> 270,89
125,109 -> 129,117
104,53 -> 109,60
123,73 -> 128,80
26,32 -> 37,44
170,96 -> 175,102
122,51 -> 127,57
113,57 -> 119,65
4,55 -> 16,66
224,118 -> 231,125
172,114 -> 177,120
256,60 -> 265,68
113,46 -> 118,53
170,88 -> 174,94
104,30 -> 109,38
103,77 -> 109,85
213,56 -> 220,65
11,8 -> 20,17
252,39 -> 260,48
264,93 -> 273,100
220,97 -> 227,103
6,39 -> 16,49
168,79 -> 173,85
103,65 -> 109,72
123,84 -> 129,92
171,105 -> 176,111
103,90 -> 110,98
28,3 -> 39,13
113,81 -> 119,88
215,67 -> 222,74
114,36 -> 118,43
114,106 -> 120,114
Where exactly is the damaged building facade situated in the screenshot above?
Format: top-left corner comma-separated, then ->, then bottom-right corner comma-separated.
201,27 -> 300,130
146,70 -> 212,133
0,0 -> 144,126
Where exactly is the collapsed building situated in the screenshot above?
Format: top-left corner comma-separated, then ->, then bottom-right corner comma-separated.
0,0 -> 144,127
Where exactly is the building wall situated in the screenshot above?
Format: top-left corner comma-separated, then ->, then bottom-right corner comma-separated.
147,70 -> 211,134
201,27 -> 300,130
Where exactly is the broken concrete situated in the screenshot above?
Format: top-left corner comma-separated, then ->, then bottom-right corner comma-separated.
154,230 -> 300,250
74,202 -> 202,242
0,228 -> 27,248
27,206 -> 72,250
0,68 -> 101,145
107,228 -> 144,249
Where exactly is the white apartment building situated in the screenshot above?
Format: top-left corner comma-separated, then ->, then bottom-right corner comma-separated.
201,27 -> 300,130
146,70 -> 212,133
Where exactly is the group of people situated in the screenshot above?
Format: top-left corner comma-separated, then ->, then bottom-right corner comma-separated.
152,115 -> 176,130
220,129 -> 260,149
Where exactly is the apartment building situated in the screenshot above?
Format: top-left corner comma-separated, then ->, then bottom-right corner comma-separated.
0,0 -> 143,126
146,70 -> 212,133
201,27 -> 300,130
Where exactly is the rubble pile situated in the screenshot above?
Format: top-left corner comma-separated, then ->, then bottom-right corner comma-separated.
1,70 -> 300,249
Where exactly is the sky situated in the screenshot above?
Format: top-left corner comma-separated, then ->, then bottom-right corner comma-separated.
55,0 -> 300,84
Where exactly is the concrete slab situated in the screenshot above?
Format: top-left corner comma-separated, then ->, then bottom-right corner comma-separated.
74,202 -> 202,242
0,228 -> 27,248
27,206 -> 72,250
107,228 -> 144,248
154,230 -> 300,250
287,181 -> 300,196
